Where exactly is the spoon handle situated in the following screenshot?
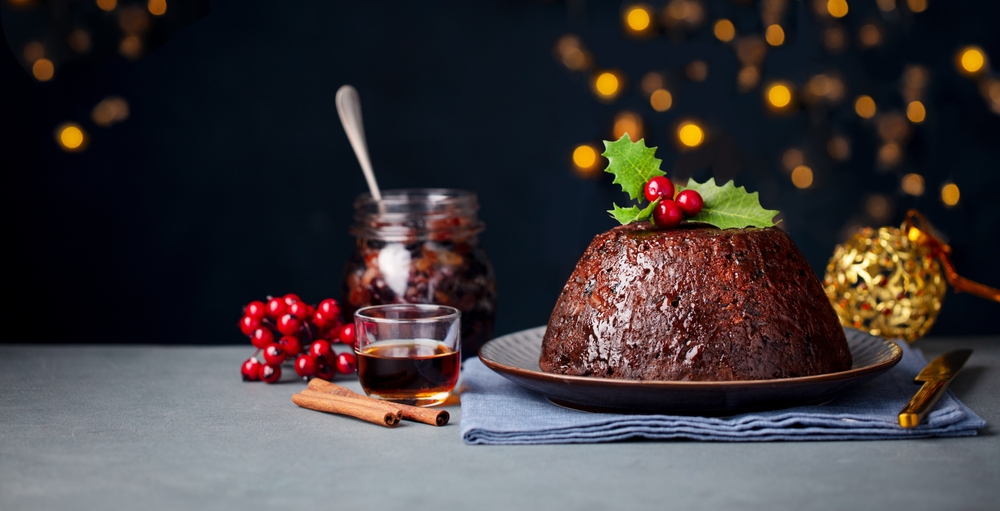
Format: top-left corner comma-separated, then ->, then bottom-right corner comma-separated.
335,85 -> 382,201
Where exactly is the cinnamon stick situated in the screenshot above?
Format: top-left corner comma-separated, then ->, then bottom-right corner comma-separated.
292,392 -> 399,427
300,389 -> 403,422
308,379 -> 450,427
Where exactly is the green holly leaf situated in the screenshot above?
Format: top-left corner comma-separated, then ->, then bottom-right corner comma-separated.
681,178 -> 779,229
602,133 -> 665,201
608,199 -> 660,225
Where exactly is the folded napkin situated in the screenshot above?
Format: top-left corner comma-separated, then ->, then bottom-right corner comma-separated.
460,340 -> 986,444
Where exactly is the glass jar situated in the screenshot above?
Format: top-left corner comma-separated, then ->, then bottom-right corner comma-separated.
342,189 -> 496,359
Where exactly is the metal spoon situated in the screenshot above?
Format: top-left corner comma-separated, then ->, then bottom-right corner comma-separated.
335,85 -> 382,201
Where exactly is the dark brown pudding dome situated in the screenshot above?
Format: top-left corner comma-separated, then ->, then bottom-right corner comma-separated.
539,223 -> 852,381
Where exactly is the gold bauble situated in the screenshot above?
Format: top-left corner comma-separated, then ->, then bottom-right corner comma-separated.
823,225 -> 946,342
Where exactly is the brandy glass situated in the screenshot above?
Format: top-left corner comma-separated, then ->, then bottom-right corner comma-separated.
354,304 -> 461,407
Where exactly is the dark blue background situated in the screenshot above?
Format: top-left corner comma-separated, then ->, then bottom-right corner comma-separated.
3,0 -> 999,344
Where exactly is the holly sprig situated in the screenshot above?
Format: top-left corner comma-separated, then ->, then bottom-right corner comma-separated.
603,135 -> 779,229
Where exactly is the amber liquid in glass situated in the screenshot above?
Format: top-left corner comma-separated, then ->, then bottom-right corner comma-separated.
357,339 -> 460,406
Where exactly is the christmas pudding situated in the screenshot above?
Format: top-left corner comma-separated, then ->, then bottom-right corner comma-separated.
538,223 -> 852,380
537,134 -> 852,381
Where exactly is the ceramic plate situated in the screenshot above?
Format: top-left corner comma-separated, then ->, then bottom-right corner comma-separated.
478,326 -> 902,414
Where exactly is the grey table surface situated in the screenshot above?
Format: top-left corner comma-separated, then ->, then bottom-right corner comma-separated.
2,337 -> 998,511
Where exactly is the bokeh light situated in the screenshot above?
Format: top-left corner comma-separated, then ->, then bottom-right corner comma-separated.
782,148 -> 804,172
120,36 -> 142,60
68,29 -> 91,53
677,122 -> 704,148
641,72 -> 663,96
957,47 -> 986,75
624,5 -> 653,34
686,60 -> 708,82
23,41 -> 44,63
650,89 -> 673,112
737,66 -> 760,91
554,35 -> 591,72
765,25 -> 785,46
941,183 -> 960,207
901,173 -> 925,196
878,143 -> 902,167
593,71 -> 621,100
823,27 -> 846,53
32,58 -> 54,81
713,19 -> 735,42
877,0 -> 895,11
572,144 -> 602,177
906,0 -> 927,13
827,0 -> 849,18
55,123 -> 87,152
866,195 -> 892,221
96,0 -> 117,11
148,0 -> 167,16
91,96 -> 131,127
854,95 -> 876,118
859,24 -> 881,48
906,101 -> 926,123
791,165 -> 814,189
828,136 -> 851,160
766,83 -> 793,109
613,111 -> 644,141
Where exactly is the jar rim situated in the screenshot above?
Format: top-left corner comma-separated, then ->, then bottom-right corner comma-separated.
354,304 -> 462,323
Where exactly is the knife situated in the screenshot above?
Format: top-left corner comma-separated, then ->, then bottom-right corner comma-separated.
898,349 -> 973,428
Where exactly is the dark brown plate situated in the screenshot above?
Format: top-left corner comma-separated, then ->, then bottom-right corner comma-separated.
478,326 -> 902,414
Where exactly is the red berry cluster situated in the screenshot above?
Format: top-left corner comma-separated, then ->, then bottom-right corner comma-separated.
644,176 -> 705,228
239,294 -> 358,384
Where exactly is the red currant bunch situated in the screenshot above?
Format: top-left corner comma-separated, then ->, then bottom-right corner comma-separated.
239,294 -> 358,384
644,177 -> 704,228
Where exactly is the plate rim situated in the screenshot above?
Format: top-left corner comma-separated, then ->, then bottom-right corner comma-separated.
478,326 -> 903,389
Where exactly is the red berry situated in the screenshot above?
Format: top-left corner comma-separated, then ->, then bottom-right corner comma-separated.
310,339 -> 335,363
295,354 -> 318,378
279,336 -> 302,356
316,359 -> 336,380
653,200 -> 684,228
259,363 -> 281,384
239,315 -> 260,336
318,299 -> 341,321
283,293 -> 302,306
338,323 -> 356,348
241,357 -> 261,381
288,301 -> 310,320
244,301 -> 267,320
312,310 -> 331,329
263,343 -> 286,365
675,189 -> 704,216
277,314 -> 301,336
335,352 -> 357,375
250,327 -> 274,349
644,176 -> 675,203
266,298 -> 287,320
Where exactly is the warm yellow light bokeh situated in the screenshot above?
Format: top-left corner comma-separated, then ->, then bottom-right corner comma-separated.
828,136 -> 851,160
677,123 -> 704,148
650,89 -> 673,112
56,124 -> 86,151
765,25 -> 785,46
906,0 -> 927,13
96,0 -> 117,11
625,7 -> 651,31
791,165 -> 814,189
854,95 -> 876,118
572,145 -> 598,170
941,183 -> 960,206
959,47 -> 985,74
613,112 -> 644,141
859,24 -> 881,47
767,84 -> 792,108
594,72 -> 620,98
713,19 -> 735,43
827,0 -> 849,18
901,173 -> 925,196
32,58 -> 54,81
877,0 -> 896,11
906,101 -> 926,123
782,148 -> 804,171
148,0 -> 167,16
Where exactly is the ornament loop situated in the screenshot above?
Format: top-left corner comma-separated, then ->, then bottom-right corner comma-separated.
903,209 -> 1000,303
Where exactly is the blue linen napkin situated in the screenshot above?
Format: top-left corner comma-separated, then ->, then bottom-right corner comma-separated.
460,340 -> 986,444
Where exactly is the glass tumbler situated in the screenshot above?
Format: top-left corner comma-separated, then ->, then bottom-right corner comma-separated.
354,304 -> 461,407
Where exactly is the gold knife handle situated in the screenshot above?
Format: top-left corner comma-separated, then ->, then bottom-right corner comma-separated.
898,379 -> 949,428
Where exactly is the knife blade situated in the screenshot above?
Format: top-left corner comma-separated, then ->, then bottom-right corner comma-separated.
898,349 -> 973,428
